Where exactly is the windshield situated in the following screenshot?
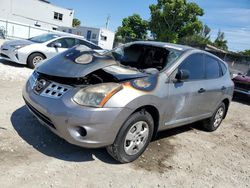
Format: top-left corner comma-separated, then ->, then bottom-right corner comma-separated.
104,43 -> 183,71
29,34 -> 60,43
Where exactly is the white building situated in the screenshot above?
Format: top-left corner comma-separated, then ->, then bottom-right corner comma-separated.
0,0 -> 74,30
59,26 -> 115,50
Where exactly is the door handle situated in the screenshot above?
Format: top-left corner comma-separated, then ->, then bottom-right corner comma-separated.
221,86 -> 226,90
198,88 -> 206,93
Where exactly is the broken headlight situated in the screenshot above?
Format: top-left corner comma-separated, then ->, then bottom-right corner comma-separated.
73,83 -> 122,107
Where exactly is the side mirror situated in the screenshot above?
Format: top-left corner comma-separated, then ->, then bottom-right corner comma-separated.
175,69 -> 190,82
53,42 -> 62,48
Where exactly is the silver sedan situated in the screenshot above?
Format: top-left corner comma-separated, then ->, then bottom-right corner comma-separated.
0,33 -> 102,68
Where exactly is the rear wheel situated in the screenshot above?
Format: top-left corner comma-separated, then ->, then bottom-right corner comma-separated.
202,102 -> 226,132
27,53 -> 45,69
107,110 -> 154,163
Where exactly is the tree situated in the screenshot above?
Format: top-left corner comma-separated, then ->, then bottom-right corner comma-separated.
116,14 -> 148,41
72,18 -> 81,27
149,0 -> 204,43
179,34 -> 208,47
213,30 -> 228,50
239,49 -> 250,56
179,24 -> 212,47
201,24 -> 211,40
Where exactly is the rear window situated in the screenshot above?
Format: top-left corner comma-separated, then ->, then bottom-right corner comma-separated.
219,61 -> 227,75
205,55 -> 221,79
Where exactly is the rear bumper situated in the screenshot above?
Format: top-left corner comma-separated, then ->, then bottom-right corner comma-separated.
22,80 -> 133,148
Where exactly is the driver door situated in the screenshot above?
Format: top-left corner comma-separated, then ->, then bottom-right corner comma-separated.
164,53 -> 209,127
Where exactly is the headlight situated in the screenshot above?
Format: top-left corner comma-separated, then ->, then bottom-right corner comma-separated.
11,44 -> 27,50
73,83 -> 122,107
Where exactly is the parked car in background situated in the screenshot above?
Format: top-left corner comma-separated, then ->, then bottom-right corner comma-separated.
23,41 -> 234,163
0,26 -> 5,39
0,33 -> 102,68
232,69 -> 250,99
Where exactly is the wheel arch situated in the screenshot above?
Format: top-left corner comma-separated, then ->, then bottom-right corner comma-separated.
133,105 -> 160,139
26,51 -> 47,64
222,98 -> 230,119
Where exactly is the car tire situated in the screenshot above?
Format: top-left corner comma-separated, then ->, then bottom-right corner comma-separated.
27,53 -> 45,69
107,110 -> 154,163
202,102 -> 226,132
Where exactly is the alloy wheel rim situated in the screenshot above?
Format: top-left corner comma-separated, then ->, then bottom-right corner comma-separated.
214,107 -> 224,128
32,56 -> 43,65
124,121 -> 149,156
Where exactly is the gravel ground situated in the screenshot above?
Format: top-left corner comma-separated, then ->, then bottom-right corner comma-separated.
0,59 -> 249,188
0,60 -> 32,81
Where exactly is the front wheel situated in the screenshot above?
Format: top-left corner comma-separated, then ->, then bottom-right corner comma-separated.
107,110 -> 154,163
27,53 -> 45,69
202,102 -> 226,132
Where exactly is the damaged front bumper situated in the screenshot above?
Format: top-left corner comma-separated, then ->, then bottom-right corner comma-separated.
22,80 -> 133,148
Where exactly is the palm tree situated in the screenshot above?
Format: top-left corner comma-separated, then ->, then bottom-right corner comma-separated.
72,18 -> 81,27
214,30 -> 228,50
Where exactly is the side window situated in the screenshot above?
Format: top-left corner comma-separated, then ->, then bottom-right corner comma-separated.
63,38 -> 76,48
205,55 -> 221,79
179,53 -> 205,80
247,69 -> 250,76
49,38 -> 76,48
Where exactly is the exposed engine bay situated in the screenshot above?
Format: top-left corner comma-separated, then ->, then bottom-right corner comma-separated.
37,66 -> 149,86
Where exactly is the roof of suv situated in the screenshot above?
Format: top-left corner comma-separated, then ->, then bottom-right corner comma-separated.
131,41 -> 195,52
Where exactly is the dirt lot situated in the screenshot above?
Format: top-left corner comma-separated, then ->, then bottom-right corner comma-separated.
0,60 -> 249,188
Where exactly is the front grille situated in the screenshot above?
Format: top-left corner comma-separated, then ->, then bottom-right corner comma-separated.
24,99 -> 56,129
40,82 -> 70,99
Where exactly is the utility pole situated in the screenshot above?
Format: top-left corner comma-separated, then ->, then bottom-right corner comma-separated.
105,15 -> 111,29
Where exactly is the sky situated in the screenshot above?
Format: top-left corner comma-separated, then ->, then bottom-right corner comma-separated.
49,0 -> 250,52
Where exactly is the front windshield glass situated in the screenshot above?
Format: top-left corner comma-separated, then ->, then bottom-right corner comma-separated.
104,43 -> 183,71
29,34 -> 59,43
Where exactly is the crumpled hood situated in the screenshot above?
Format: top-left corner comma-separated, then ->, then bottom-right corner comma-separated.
36,48 -> 119,78
36,46 -> 153,81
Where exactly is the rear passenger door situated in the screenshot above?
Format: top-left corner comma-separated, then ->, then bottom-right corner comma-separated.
202,54 -> 226,113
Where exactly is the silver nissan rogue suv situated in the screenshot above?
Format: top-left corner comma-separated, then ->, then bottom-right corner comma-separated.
23,42 -> 234,163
